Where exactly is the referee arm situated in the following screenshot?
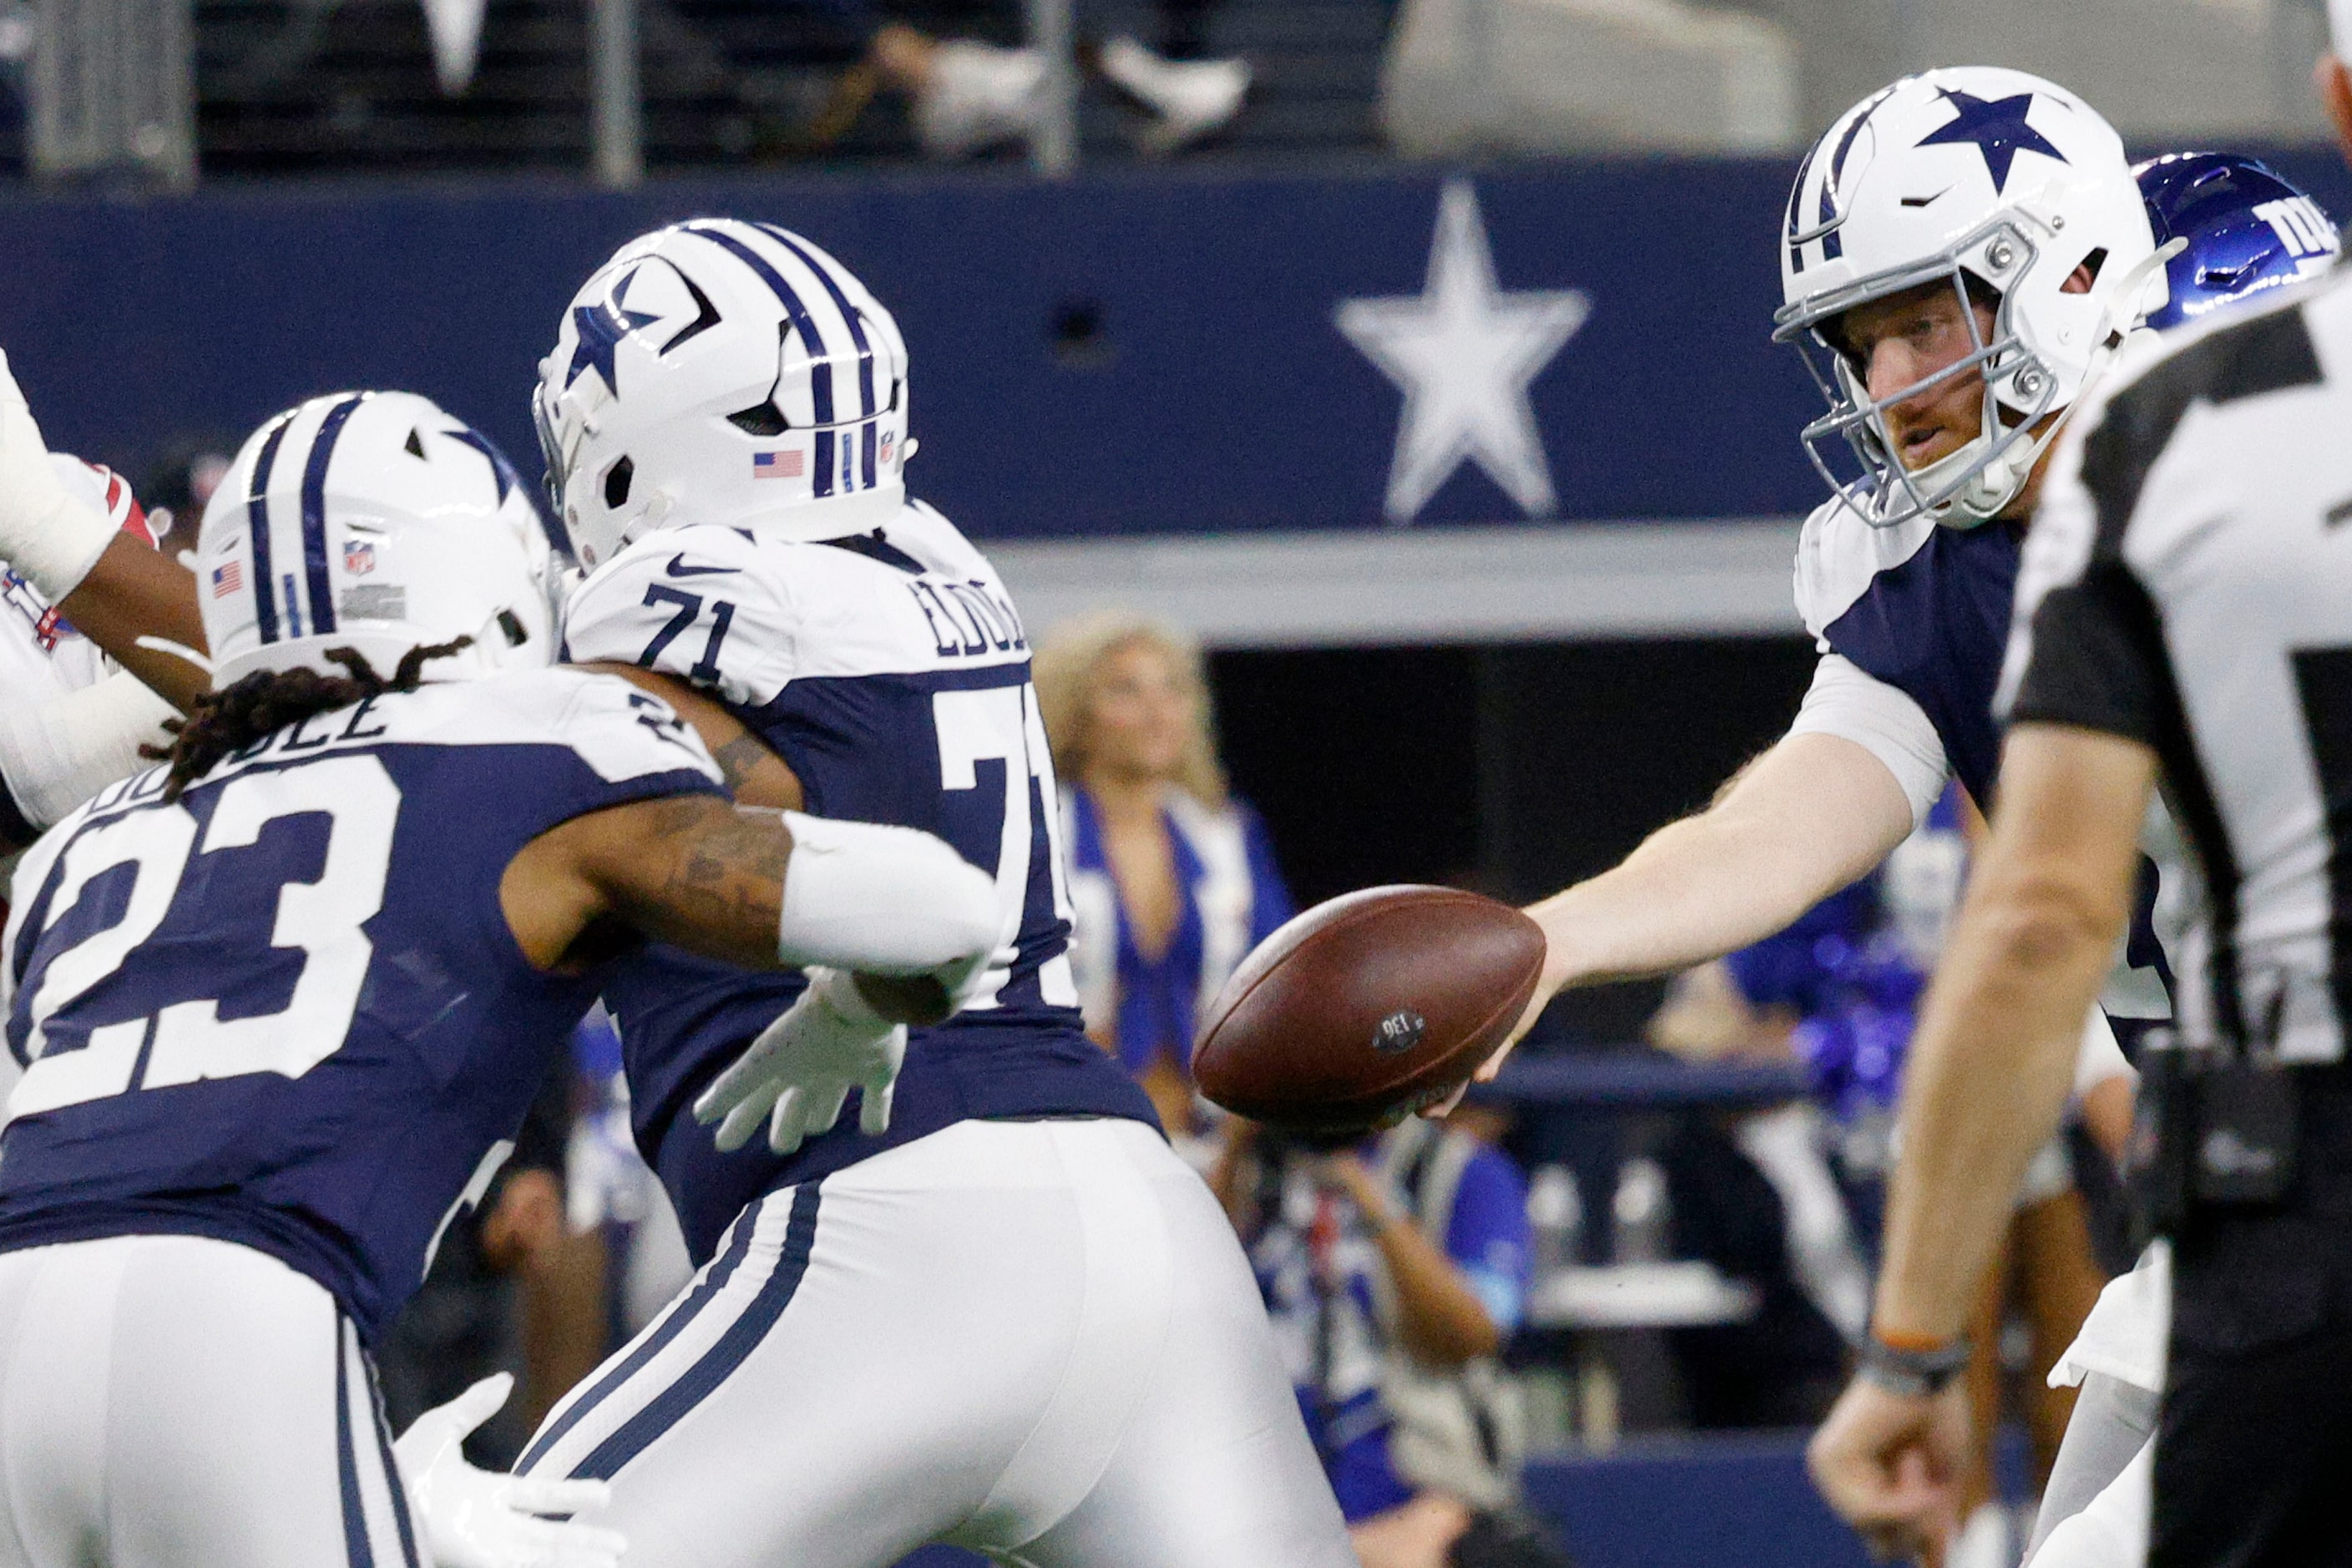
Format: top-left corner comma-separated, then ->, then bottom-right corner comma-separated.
1807,722 -> 2153,1560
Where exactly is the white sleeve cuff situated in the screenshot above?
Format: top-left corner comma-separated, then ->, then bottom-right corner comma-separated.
1784,654 -> 1950,829
0,670 -> 175,829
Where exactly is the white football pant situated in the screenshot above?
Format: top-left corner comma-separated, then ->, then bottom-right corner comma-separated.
0,1234 -> 420,1568
518,1117 -> 1356,1568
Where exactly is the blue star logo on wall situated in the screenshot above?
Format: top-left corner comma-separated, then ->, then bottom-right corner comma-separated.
1915,89 -> 2065,194
566,269 -> 660,393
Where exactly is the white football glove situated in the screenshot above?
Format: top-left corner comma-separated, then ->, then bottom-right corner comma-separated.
694,967 -> 908,1156
393,1373 -> 628,1568
0,350 -> 116,602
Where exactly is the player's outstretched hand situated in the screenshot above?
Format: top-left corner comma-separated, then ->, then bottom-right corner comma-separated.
1805,1375 -> 1966,1564
0,348 -> 115,603
693,967 -> 908,1156
394,1373 -> 629,1568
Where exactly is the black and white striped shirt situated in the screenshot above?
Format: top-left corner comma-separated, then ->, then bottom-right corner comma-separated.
2004,265 -> 2352,1063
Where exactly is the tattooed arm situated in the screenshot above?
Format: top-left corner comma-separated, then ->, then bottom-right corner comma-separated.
500,794 -> 954,1024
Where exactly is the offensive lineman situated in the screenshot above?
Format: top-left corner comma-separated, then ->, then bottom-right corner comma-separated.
516,220 -> 1357,1566
0,387 -> 1001,1568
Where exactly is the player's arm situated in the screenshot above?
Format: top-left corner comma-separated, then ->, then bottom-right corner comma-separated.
572,660 -> 804,810
501,792 -> 989,1013
507,790 -> 999,1154
0,357 -> 208,710
1521,730 -> 1914,993
53,534 -> 208,711
0,670 -> 178,848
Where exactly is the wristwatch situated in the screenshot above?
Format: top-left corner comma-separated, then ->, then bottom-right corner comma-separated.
1856,1328 -> 1972,1399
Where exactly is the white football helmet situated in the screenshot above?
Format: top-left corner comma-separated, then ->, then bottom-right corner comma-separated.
200,391 -> 562,688
534,219 -> 911,569
1776,67 -> 2170,529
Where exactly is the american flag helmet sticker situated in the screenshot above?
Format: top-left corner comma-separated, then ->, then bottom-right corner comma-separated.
211,560 -> 244,599
753,450 -> 805,479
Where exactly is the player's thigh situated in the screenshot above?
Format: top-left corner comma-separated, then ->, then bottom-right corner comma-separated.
517,1167 -> 1090,1568
106,1237 -> 414,1568
1019,1135 -> 1353,1568
0,1237 -> 405,1568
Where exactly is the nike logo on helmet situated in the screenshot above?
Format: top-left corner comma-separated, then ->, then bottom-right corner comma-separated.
666,554 -> 740,578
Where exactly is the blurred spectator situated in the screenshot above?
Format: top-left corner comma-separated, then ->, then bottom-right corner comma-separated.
1217,1110 -> 1573,1568
1645,910 -> 1873,1429
565,1006 -> 697,1337
1034,610 -> 1292,1147
136,437 -> 235,544
846,18 -> 1252,158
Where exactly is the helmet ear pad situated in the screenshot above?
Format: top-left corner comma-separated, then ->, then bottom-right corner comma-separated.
538,220 -> 914,568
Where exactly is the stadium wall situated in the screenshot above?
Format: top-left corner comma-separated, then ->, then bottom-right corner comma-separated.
14,149 -> 2344,642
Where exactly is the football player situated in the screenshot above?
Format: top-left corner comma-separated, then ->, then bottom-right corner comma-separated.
518,220 -> 1355,1567
0,387 -> 1001,1568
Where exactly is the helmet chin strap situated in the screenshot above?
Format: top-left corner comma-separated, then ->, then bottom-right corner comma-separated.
1937,239 -> 2186,529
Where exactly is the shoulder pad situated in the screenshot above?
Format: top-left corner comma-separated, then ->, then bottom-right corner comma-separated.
369,669 -> 724,790
1793,496 -> 1935,644
563,525 -> 797,707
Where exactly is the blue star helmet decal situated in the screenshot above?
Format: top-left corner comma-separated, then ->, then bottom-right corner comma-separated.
1914,89 -> 2066,195
566,267 -> 660,393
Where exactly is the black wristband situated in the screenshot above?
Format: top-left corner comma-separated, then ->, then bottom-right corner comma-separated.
1855,1332 -> 1971,1399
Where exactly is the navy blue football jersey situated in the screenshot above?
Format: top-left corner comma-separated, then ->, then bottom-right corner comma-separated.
0,668 -> 726,1340
564,501 -> 1156,1262
1795,498 -> 2175,1022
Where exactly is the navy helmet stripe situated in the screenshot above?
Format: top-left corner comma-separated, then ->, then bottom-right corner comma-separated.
245,415 -> 293,645
757,225 -> 884,491
571,1180 -> 823,1481
684,224 -> 837,426
514,1203 -> 761,1474
685,224 -> 839,496
755,224 -> 879,421
1786,140 -> 1819,271
1818,85 -> 1896,265
301,394 -> 367,635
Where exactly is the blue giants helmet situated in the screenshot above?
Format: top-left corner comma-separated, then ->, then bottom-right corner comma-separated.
2134,153 -> 2339,333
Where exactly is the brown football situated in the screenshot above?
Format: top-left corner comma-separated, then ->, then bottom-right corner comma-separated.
1193,885 -> 1545,1136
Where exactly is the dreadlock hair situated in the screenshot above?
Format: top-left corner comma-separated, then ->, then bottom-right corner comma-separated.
139,637 -> 474,802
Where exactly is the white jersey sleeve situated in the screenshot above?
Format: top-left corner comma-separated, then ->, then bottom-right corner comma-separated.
0,672 -> 175,832
0,457 -> 159,837
562,525 -> 800,710
1784,654 -> 1951,828
1792,495 -> 1937,649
